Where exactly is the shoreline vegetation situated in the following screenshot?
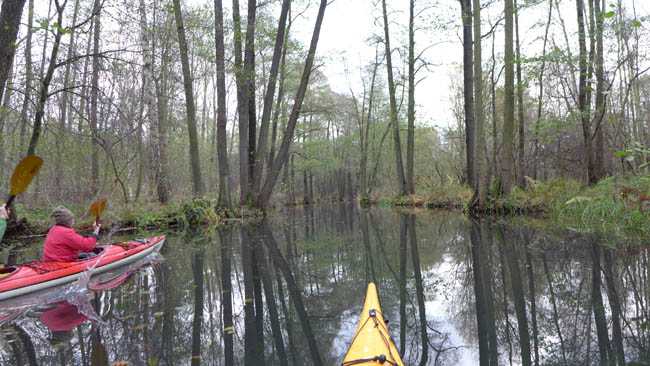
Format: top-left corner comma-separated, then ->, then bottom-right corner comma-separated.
4,174 -> 648,247
391,174 -> 650,241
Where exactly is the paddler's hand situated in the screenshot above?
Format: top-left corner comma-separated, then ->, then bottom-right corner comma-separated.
0,204 -> 9,219
92,223 -> 101,235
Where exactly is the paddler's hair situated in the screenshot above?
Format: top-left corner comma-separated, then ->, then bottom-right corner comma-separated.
51,206 -> 74,228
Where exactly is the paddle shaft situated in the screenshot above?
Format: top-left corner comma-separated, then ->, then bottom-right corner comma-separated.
5,195 -> 15,208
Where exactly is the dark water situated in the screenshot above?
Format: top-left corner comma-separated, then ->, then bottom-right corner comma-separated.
0,204 -> 649,365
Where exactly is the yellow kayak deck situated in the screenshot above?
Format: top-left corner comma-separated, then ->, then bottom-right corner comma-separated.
342,282 -> 404,366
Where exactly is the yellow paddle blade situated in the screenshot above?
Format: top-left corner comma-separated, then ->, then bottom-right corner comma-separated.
10,156 -> 43,196
90,198 -> 108,218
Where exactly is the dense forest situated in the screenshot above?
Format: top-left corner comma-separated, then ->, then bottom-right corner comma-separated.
0,0 -> 647,213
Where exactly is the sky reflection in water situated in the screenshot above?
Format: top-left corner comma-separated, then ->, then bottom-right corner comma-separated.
0,204 -> 648,365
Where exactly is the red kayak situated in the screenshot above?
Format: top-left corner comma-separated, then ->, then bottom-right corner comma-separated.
0,236 -> 165,300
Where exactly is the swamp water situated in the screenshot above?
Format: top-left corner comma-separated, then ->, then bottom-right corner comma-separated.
0,204 -> 648,365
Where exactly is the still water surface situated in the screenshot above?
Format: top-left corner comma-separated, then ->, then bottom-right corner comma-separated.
0,204 -> 648,365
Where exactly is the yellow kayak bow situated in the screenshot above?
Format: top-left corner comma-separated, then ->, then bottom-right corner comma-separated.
342,282 -> 404,366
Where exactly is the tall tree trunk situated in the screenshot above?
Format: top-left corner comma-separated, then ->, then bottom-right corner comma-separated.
406,0 -> 416,194
533,0 -> 552,180
500,0 -> 515,195
268,16 -> 291,170
577,0 -> 597,184
134,0 -> 148,202
459,0 -> 474,187
515,0 -> 525,187
252,0 -> 290,192
245,0 -> 257,193
172,0 -> 204,196
154,71 -> 171,203
0,64 -> 12,179
55,0 -> 80,198
470,0 -> 488,210
77,9 -> 92,134
0,0 -> 26,102
18,0 -> 34,155
89,0 -> 101,195
593,0 -> 606,179
381,0 -> 407,196
490,32 -> 498,184
254,0 -> 328,210
356,52 -> 379,198
27,0 -> 66,156
232,0 -> 250,204
214,0 -> 231,208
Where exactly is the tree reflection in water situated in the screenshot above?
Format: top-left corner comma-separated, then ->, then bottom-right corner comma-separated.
0,205 -> 649,365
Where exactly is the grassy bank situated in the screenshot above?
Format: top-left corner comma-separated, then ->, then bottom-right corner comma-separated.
393,174 -> 650,238
3,198 -> 246,246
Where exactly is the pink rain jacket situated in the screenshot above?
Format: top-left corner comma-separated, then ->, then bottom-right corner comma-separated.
42,225 -> 98,262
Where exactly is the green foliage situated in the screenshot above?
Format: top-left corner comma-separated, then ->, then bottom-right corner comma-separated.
181,198 -> 219,227
393,174 -> 650,240
615,142 -> 650,169
119,203 -> 182,230
424,183 -> 473,208
550,176 -> 650,237
17,202 -> 90,227
495,175 -> 650,238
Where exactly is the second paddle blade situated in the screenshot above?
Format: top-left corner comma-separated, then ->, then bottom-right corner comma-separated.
90,198 -> 108,218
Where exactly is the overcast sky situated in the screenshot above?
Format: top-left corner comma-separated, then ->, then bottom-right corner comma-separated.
29,0 -> 650,132
293,0 -> 650,130
292,0 -> 462,129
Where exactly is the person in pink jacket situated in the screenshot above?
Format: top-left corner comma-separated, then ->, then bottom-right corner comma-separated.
42,206 -> 101,262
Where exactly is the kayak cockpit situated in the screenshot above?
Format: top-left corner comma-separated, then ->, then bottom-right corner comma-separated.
0,266 -> 18,279
77,246 -> 106,260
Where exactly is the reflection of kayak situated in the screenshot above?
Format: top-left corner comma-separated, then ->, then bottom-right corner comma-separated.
342,282 -> 404,366
0,236 -> 165,300
0,250 -> 164,326
87,256 -> 165,291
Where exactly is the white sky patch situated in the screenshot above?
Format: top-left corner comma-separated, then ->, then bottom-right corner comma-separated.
30,0 -> 650,133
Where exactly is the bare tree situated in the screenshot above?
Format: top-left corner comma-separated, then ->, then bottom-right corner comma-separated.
214,0 -> 231,208
172,0 -> 204,196
470,0 -> 488,210
0,0 -> 27,102
459,0 -> 475,187
500,0 -> 515,194
254,0 -> 329,209
381,0 -> 407,196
